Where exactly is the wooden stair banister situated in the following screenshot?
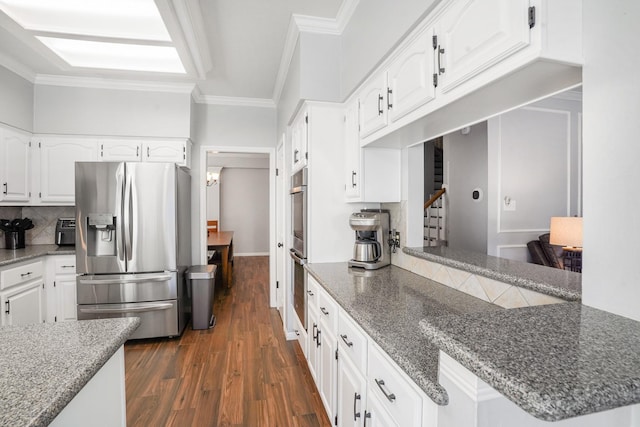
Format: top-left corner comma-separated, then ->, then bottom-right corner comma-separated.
424,188 -> 446,210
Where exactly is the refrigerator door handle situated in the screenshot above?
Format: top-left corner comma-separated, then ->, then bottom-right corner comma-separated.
115,167 -> 125,262
79,302 -> 173,314
124,170 -> 133,261
78,273 -> 173,285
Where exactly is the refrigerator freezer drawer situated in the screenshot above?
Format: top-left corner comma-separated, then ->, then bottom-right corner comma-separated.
77,272 -> 177,304
77,300 -> 179,339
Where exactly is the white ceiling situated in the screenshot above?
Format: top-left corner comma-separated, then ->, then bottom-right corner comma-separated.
0,0 -> 345,102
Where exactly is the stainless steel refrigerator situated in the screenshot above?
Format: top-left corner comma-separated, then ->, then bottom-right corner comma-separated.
75,162 -> 191,339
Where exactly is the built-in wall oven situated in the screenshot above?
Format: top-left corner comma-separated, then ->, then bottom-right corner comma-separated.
290,168 -> 307,330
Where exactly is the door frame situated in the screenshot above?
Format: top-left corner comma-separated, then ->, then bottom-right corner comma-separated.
199,144 -> 277,307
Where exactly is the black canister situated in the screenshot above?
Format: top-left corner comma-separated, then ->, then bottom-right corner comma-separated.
4,230 -> 25,249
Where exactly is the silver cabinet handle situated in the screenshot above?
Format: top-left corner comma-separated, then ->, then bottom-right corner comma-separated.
351,171 -> 357,188
387,87 -> 393,109
375,378 -> 396,402
61,265 -> 75,268
20,272 -> 33,277
377,94 -> 383,115
320,307 -> 329,315
340,334 -> 353,347
353,393 -> 361,421
312,322 -> 318,342
364,411 -> 371,427
316,329 -> 321,347
5,300 -> 9,314
294,149 -> 299,163
2,183 -> 7,195
294,329 -> 300,336
307,290 -> 314,296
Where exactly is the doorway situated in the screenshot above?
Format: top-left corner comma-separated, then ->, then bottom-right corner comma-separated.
199,145 -> 277,307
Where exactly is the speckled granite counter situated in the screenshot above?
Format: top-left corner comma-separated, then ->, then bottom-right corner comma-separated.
420,303 -> 640,421
306,263 -> 503,405
0,244 -> 75,266
404,246 -> 581,301
0,318 -> 140,427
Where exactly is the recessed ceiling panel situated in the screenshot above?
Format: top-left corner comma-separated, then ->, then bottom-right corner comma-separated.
0,0 -> 171,41
37,37 -> 185,73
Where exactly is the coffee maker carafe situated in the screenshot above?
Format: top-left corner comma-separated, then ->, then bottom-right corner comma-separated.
348,210 -> 391,270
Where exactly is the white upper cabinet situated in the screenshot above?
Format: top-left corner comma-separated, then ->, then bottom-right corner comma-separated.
36,137 -> 98,204
387,28 -> 437,123
143,140 -> 190,167
0,126 -> 31,203
291,107 -> 308,173
100,139 -> 142,161
436,0 -> 531,93
359,75 -> 388,139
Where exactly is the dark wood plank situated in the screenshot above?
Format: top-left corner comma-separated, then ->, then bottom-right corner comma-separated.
125,256 -> 330,426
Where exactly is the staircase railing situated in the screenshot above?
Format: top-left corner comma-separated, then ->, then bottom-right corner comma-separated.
424,188 -> 446,247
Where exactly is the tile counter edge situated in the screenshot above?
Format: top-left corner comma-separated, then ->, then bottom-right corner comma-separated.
403,246 -> 581,301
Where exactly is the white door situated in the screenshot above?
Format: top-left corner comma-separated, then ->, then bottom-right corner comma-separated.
275,139 -> 286,319
39,138 -> 98,203
3,283 -> 43,326
56,277 -> 78,321
387,28 -> 437,123
319,326 -> 337,419
0,127 -> 30,203
337,355 -> 366,427
437,0 -> 531,93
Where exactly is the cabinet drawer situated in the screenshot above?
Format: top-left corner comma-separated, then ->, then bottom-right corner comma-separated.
337,309 -> 368,374
53,256 -> 76,274
1,261 -> 44,290
307,274 -> 319,312
317,288 -> 338,332
368,343 -> 422,427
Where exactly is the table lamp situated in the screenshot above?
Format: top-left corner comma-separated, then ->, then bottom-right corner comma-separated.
549,216 -> 583,272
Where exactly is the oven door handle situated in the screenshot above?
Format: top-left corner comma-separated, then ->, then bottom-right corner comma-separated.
78,302 -> 173,314
289,249 -> 307,265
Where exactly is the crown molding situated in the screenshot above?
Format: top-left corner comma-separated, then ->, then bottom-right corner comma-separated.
293,14 -> 341,35
192,89 -> 275,108
34,74 -> 195,93
272,15 -> 300,104
552,90 -> 583,102
336,0 -> 360,33
0,52 -> 36,83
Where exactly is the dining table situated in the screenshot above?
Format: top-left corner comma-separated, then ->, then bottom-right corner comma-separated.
207,231 -> 234,288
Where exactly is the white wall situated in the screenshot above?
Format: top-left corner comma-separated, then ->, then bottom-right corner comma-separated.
219,168 -> 270,255
582,0 -> 640,321
444,122 -> 488,253
34,85 -> 191,137
487,95 -> 582,262
0,65 -> 33,132
299,33 -> 341,103
190,102 -> 276,263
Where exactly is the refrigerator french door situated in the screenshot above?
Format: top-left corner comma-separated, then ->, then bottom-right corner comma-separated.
75,162 -> 191,339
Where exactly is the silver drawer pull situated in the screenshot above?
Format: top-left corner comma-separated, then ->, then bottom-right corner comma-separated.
307,290 -> 314,296
353,392 -> 361,421
340,334 -> 353,347
320,307 -> 329,315
20,272 -> 33,277
375,378 -> 396,402
364,411 -> 371,427
61,265 -> 75,268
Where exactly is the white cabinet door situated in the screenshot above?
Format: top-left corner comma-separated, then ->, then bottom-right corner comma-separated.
344,100 -> 361,200
291,108 -> 308,172
0,127 -> 30,202
359,75 -> 388,138
142,141 -> 186,164
100,140 -> 142,161
38,138 -> 98,203
2,282 -> 43,326
387,29 -> 437,123
308,307 -> 320,384
337,354 -> 366,427
437,0 -> 531,93
55,277 -> 77,322
319,325 -> 337,421
364,389 -> 399,427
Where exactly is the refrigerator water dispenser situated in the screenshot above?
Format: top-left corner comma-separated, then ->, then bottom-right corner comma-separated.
87,213 -> 116,256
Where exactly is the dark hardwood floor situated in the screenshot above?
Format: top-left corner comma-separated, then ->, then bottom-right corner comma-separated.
124,256 -> 331,427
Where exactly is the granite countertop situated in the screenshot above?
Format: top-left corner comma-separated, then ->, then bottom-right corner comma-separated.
0,317 -> 140,427
306,262 -> 503,405
403,246 -> 581,301
420,303 -> 640,421
0,245 -> 75,266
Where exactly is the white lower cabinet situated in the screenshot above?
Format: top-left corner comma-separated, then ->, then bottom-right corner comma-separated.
0,260 -> 45,326
306,273 -> 436,427
45,255 -> 78,323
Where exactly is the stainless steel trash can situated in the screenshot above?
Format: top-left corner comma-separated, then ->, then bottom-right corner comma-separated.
187,265 -> 216,330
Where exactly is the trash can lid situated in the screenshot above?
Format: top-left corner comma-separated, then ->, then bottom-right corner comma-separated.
187,265 -> 216,279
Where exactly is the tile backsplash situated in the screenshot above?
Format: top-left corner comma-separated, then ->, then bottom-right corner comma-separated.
0,206 -> 75,248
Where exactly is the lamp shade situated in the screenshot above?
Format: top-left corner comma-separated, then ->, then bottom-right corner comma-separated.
549,217 -> 583,248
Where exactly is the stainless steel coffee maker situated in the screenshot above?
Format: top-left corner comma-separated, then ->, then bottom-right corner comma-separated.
348,210 -> 391,270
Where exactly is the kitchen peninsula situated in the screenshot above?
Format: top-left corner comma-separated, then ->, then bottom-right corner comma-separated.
0,317 -> 140,427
